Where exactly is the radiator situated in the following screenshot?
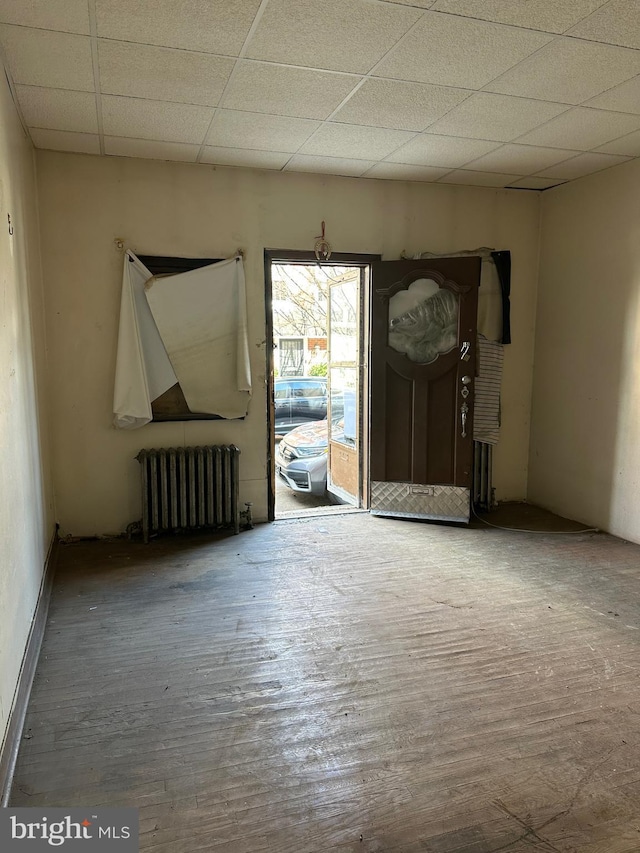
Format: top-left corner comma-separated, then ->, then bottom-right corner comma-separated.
473,441 -> 495,512
136,445 -> 245,542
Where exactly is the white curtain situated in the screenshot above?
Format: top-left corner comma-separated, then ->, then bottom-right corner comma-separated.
112,251 -> 177,430
144,257 -> 252,419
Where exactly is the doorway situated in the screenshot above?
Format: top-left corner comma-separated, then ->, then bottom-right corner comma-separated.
265,251 -> 377,521
265,251 -> 482,524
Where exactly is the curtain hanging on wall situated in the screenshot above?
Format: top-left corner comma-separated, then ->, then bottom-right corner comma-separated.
112,251 -> 177,429
491,250 -> 511,345
474,334 -> 504,444
144,257 -> 252,419
409,247 -> 511,345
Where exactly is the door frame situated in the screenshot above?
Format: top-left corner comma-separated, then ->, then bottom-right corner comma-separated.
264,249 -> 380,522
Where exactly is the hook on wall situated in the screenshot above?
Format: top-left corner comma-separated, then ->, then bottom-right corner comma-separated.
7,213 -> 13,236
314,220 -> 331,262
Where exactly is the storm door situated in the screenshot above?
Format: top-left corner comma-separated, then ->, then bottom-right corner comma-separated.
369,257 -> 480,522
326,273 -> 362,506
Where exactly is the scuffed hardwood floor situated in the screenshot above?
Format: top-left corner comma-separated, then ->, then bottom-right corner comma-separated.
10,512 -> 640,852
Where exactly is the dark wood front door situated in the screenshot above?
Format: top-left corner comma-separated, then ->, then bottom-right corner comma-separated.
369,257 -> 480,522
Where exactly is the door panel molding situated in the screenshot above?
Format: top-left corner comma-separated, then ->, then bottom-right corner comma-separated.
375,267 -> 474,299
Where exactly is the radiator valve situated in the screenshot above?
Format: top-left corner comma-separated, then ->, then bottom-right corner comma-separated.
240,502 -> 254,530
126,520 -> 143,540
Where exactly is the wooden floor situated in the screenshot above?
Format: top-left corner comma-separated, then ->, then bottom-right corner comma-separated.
10,510 -> 640,852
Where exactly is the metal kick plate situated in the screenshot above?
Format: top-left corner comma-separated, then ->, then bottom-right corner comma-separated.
370,482 -> 470,523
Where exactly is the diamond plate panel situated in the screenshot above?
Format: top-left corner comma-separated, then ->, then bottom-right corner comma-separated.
370,481 -> 470,522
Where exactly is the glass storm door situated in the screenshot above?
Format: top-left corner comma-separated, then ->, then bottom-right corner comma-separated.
369,257 -> 480,523
327,273 -> 362,507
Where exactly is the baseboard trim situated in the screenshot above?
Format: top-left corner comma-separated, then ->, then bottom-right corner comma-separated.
0,529 -> 58,807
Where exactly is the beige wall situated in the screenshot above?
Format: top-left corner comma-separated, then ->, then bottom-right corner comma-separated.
530,158 -> 640,542
36,151 -> 541,535
0,73 -> 54,754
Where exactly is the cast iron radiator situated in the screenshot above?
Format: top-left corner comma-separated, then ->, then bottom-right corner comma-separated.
136,445 -> 245,542
473,441 -> 494,512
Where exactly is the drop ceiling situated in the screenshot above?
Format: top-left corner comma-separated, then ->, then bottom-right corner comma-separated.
2,0 -> 640,189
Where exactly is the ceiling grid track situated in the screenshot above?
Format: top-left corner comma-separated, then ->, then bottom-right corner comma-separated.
280,6 -> 435,171
1,0 -> 640,188
195,0 -> 273,164
87,0 -> 105,156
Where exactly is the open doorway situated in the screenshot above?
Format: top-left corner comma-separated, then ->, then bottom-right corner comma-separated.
266,250 -> 485,524
265,252 -> 374,521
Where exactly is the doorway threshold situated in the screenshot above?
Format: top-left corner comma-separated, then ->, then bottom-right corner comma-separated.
277,505 -> 366,521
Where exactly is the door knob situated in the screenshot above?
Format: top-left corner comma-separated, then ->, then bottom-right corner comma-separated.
461,375 -> 472,385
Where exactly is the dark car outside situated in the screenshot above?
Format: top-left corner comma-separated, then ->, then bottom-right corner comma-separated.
274,376 -> 342,435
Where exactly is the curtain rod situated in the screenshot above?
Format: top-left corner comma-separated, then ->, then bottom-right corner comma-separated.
117,240 -> 245,262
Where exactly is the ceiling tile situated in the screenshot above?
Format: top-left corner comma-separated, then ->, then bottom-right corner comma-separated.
333,78 -> 470,132
438,170 -> 522,187
16,85 -> 98,133
222,63 -> 361,120
584,76 -> 640,115
364,162 -> 452,181
375,12 -> 551,89
537,151 -> 631,179
300,123 -> 416,160
508,177 -> 567,189
596,130 -> 640,157
201,148 -> 291,169
104,137 -> 200,162
95,0 -> 263,54
0,0 -> 90,34
102,95 -> 214,144
29,128 -> 100,155
284,154 -> 376,177
425,92 -> 570,142
386,133 -> 500,167
430,0 -> 607,33
0,25 -> 94,91
463,143 -> 580,174
515,107 -> 640,150
569,1 -> 640,49
98,41 -> 234,106
206,111 -> 320,153
245,0 -> 421,74
3,1 -> 639,189
485,39 -> 640,105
